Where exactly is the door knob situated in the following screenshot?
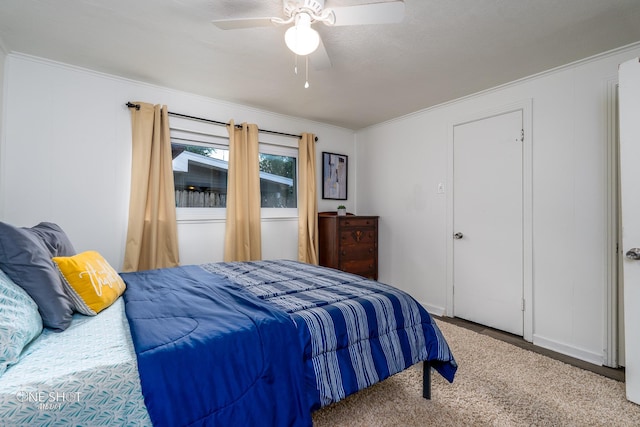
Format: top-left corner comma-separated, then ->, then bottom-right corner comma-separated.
454,232 -> 463,240
626,248 -> 640,260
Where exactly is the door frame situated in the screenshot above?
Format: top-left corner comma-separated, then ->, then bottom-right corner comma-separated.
445,99 -> 533,342
605,77 -> 622,368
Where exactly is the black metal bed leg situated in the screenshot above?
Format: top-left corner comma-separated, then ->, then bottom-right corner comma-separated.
422,360 -> 431,399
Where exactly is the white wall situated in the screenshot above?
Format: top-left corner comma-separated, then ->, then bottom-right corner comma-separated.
355,42 -> 640,365
0,54 -> 355,270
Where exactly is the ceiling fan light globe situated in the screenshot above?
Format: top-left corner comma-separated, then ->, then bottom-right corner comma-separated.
284,19 -> 320,56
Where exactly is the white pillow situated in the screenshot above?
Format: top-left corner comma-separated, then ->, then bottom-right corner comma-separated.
0,268 -> 43,377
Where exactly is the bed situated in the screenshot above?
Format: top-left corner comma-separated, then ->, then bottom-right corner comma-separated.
0,297 -> 151,426
0,222 -> 457,426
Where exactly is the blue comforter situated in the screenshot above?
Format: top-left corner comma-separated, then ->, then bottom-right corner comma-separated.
121,265 -> 312,427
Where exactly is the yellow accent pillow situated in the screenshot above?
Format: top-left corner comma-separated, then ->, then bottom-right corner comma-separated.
52,251 -> 126,315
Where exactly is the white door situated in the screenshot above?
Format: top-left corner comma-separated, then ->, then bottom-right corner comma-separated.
453,110 -> 524,336
619,57 -> 640,405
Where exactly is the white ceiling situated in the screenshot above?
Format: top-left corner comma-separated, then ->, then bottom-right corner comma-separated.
1,0 -> 640,130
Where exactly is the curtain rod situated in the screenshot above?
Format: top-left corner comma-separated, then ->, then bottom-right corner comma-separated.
126,102 -> 318,142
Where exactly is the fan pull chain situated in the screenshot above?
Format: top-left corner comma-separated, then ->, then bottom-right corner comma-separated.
293,54 -> 310,88
305,56 -> 310,89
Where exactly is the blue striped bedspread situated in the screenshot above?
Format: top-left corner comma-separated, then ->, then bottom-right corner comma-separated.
201,259 -> 457,411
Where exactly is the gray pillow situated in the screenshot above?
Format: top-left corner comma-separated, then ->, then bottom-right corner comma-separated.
30,222 -> 76,257
0,222 -> 76,331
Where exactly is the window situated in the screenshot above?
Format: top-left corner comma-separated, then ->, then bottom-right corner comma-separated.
170,116 -> 299,220
173,143 -> 230,208
172,142 -> 298,209
259,152 -> 297,208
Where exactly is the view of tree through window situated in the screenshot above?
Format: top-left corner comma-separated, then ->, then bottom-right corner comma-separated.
259,153 -> 296,208
185,146 -> 214,157
172,143 -> 297,208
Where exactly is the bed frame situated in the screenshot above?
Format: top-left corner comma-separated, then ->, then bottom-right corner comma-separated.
423,360 -> 432,399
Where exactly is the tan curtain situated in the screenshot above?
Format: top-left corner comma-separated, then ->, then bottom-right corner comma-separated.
298,133 -> 319,264
123,102 -> 179,272
224,120 -> 262,261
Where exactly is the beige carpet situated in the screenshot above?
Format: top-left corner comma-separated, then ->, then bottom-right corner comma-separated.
312,321 -> 640,426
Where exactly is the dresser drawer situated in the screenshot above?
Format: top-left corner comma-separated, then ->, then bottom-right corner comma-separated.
340,259 -> 377,279
340,228 -> 376,246
340,217 -> 376,228
340,242 -> 376,261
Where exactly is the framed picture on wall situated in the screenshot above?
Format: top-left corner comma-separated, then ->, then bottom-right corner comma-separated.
322,152 -> 348,200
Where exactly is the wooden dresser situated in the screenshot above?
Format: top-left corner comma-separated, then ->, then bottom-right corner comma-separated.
318,212 -> 379,280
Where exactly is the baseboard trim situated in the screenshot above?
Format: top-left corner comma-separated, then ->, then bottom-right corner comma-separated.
437,316 -> 623,381
421,302 -> 445,317
533,334 -> 604,366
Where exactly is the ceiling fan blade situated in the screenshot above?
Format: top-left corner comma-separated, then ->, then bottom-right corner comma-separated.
310,36 -> 332,70
329,1 -> 405,26
211,17 -> 275,30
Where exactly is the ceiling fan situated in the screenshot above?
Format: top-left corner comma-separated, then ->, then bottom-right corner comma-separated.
211,1 -> 405,71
